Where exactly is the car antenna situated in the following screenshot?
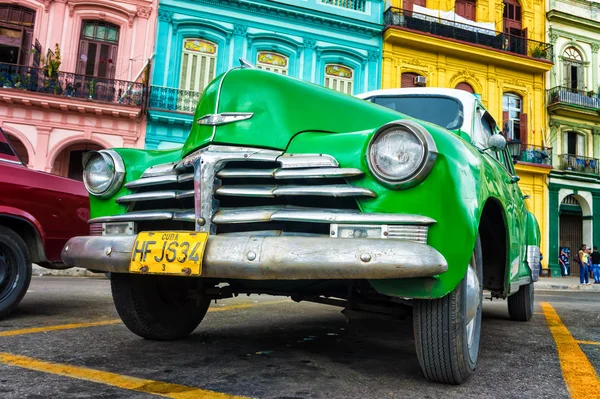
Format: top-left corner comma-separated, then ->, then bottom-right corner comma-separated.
239,58 -> 257,69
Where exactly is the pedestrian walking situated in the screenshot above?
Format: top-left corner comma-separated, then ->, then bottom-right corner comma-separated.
592,246 -> 600,284
559,249 -> 569,277
578,244 -> 590,285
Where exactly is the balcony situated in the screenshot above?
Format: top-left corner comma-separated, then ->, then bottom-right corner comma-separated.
548,86 -> 600,110
384,7 -> 553,62
0,63 -> 145,107
516,144 -> 553,166
558,154 -> 600,175
321,0 -> 366,12
148,86 -> 200,114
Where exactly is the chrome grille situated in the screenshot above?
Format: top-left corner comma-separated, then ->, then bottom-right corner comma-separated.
93,145 -> 435,242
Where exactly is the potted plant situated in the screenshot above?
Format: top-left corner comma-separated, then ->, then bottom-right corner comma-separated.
531,44 -> 547,59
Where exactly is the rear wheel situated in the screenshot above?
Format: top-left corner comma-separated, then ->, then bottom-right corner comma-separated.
0,226 -> 32,319
413,236 -> 483,384
111,273 -> 210,340
507,282 -> 534,321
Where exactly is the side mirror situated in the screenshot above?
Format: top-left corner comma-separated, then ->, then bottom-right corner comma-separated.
487,134 -> 507,152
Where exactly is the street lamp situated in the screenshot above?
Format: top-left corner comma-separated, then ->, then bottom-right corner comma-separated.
507,139 -> 522,162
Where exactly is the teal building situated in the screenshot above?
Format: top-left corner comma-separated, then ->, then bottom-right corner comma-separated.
146,0 -> 384,149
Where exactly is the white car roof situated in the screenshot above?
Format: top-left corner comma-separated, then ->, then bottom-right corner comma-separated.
356,87 -> 479,135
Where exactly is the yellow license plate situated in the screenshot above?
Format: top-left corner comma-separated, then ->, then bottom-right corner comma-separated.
129,231 -> 208,276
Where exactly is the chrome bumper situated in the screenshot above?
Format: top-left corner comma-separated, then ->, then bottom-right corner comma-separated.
62,235 -> 448,280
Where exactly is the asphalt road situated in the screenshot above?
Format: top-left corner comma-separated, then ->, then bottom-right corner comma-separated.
0,277 -> 598,399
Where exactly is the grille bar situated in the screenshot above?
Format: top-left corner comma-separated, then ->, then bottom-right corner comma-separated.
215,167 -> 364,179
125,173 -> 193,189
214,185 -> 375,198
116,190 -> 194,203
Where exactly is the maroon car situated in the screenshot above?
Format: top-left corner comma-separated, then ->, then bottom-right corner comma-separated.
0,128 -> 89,318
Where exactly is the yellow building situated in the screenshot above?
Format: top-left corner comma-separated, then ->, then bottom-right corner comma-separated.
383,0 -> 554,262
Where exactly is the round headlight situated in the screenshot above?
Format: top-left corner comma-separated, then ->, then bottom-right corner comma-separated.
367,120 -> 437,188
83,150 -> 125,197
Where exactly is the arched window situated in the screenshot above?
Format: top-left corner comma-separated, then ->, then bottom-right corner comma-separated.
563,47 -> 584,91
77,21 -> 120,78
0,4 -> 36,65
179,39 -> 218,93
401,72 -> 426,88
455,82 -> 474,93
502,93 -> 527,143
256,51 -> 288,75
324,64 -> 354,95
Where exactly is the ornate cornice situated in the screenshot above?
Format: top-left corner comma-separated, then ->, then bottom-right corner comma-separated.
158,9 -> 173,22
367,49 -> 379,61
182,0 -> 381,38
137,5 -> 152,19
302,36 -> 317,49
233,23 -> 247,37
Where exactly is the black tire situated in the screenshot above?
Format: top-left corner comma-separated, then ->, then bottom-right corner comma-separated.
0,226 -> 32,319
111,273 -> 210,340
413,236 -> 483,385
507,282 -> 534,321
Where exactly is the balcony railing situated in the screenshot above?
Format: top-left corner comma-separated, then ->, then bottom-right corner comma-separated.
547,86 -> 600,109
384,7 -> 553,62
321,0 -> 366,12
148,86 -> 201,114
0,63 -> 145,106
559,154 -> 600,175
518,144 -> 552,166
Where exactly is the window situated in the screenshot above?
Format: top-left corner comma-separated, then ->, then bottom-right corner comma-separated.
455,0 -> 476,21
76,21 -> 119,78
320,0 -> 366,12
372,95 -> 463,130
455,82 -> 474,93
0,5 -> 35,65
502,93 -> 527,143
565,131 -> 584,156
324,64 -> 354,95
179,39 -> 217,93
401,72 -> 426,88
473,107 -> 498,150
256,52 -> 288,75
563,47 -> 584,91
503,0 -> 525,54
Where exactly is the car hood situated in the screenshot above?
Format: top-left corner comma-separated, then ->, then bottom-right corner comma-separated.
182,68 -> 404,156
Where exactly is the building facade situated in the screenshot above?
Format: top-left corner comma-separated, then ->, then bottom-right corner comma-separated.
0,0 -> 156,177
383,0 -> 554,263
145,0 -> 384,150
546,0 -> 600,276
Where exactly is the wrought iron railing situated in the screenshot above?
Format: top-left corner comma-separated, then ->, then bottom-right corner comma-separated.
547,86 -> 600,109
384,7 -> 553,62
518,144 -> 552,166
0,63 -> 145,106
559,154 -> 600,175
148,86 -> 201,114
321,0 -> 366,12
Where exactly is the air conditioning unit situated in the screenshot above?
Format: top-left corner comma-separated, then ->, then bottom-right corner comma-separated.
414,76 -> 427,86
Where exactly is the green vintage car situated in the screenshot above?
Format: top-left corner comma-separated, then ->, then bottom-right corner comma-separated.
62,61 -> 541,385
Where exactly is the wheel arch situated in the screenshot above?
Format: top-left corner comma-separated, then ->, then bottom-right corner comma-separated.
0,212 -> 46,264
478,197 -> 509,297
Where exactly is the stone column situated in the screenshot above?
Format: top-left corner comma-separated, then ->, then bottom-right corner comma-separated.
155,10 -> 173,87
367,50 -> 380,92
35,126 -> 52,172
233,24 -> 247,61
549,32 -> 559,88
594,192 -> 600,249
591,43 -> 599,92
548,185 -> 561,277
302,37 -> 316,83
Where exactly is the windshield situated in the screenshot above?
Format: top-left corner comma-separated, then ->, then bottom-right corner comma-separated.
372,95 -> 464,130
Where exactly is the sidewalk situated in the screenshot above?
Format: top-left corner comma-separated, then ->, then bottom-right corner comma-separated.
535,276 -> 600,292
32,265 -> 104,278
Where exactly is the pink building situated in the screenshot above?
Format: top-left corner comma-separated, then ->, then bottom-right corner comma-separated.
0,0 -> 156,178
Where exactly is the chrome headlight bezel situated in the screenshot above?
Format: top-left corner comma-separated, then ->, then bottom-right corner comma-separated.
367,120 -> 438,189
82,149 -> 125,198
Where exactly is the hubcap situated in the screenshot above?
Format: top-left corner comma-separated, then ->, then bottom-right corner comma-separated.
465,257 -> 481,355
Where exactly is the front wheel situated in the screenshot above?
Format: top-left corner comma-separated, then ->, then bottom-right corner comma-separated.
413,236 -> 483,384
111,273 -> 211,340
0,226 -> 32,319
507,282 -> 534,321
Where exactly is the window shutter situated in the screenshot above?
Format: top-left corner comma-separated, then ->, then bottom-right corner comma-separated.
577,134 -> 585,156
519,113 -> 528,145
502,111 -> 510,137
109,44 -> 118,79
76,39 -> 89,75
577,65 -> 584,90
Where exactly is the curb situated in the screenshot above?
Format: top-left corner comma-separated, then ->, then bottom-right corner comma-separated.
534,281 -> 600,292
32,264 -> 105,278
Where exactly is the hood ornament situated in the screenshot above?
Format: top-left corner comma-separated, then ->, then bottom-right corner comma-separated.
239,58 -> 257,69
196,112 -> 254,126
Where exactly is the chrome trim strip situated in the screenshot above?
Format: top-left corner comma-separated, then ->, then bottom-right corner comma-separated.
210,67 -> 238,141
216,168 -> 277,178
125,175 -> 179,189
62,235 -> 448,280
278,153 -> 339,169
274,167 -> 363,179
216,186 -> 275,197
214,185 -> 375,198
140,162 -> 177,178
196,112 -> 254,126
211,206 -> 281,223
89,211 -> 175,224
116,190 -> 194,203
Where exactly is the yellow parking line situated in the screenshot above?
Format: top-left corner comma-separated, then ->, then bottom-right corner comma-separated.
541,302 -> 600,399
577,340 -> 600,346
0,320 -> 121,337
0,352 -> 247,399
0,300 -> 290,337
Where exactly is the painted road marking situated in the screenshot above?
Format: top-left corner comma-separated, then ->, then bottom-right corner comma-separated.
0,352 -> 247,399
0,300 -> 291,337
541,302 -> 600,399
577,340 -> 600,346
